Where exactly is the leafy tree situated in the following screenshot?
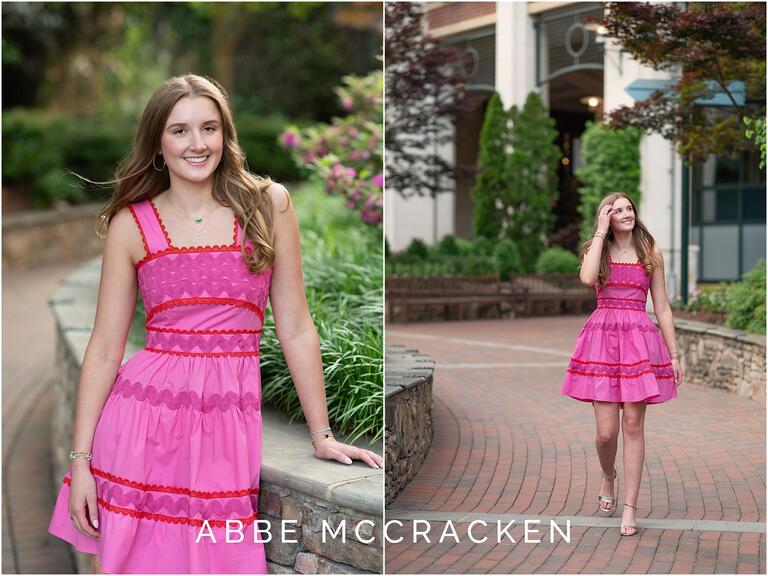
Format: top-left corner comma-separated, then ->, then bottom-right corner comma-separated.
385,2 -> 468,199
601,2 -> 765,164
575,121 -> 643,243
506,92 -> 560,271
472,92 -> 559,270
471,93 -> 509,239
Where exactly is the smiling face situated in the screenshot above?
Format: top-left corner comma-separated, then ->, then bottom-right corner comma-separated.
609,196 -> 636,233
159,95 -> 224,186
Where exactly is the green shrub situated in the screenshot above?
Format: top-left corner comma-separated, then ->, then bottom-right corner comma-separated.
460,255 -> 497,275
492,238 -> 523,278
437,234 -> 461,256
689,284 -> 730,313
405,238 -> 429,260
228,111 -> 304,182
455,237 -> 473,255
536,247 -> 581,274
726,259 -> 766,334
470,236 -> 493,257
575,121 -> 643,243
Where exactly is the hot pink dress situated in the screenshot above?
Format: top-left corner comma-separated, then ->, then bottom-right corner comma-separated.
560,257 -> 677,404
48,198 -> 271,573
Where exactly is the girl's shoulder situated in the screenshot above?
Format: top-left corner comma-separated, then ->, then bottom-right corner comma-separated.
265,182 -> 290,212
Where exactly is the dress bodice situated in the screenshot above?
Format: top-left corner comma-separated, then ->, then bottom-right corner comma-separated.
129,198 -> 272,357
594,258 -> 651,311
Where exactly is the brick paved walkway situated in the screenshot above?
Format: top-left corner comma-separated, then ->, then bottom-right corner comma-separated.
3,263 -> 80,573
385,318 -> 766,574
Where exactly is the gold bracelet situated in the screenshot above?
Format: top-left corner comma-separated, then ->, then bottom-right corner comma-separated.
311,432 -> 335,446
309,426 -> 332,437
69,450 -> 93,461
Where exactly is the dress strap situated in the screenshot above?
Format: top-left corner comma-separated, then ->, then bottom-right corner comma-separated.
128,199 -> 170,254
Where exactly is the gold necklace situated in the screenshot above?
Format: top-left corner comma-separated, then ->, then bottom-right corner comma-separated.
167,198 -> 222,237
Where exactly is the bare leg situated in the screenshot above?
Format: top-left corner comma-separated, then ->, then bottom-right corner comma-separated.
592,401 -> 620,510
621,401 -> 647,534
90,554 -> 102,574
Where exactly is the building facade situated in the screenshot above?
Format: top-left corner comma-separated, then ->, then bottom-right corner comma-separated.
385,2 -> 766,297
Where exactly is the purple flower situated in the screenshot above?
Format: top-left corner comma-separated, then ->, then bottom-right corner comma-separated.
361,208 -> 382,225
281,130 -> 301,149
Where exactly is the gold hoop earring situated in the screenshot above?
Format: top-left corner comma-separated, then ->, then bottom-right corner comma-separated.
152,155 -> 166,171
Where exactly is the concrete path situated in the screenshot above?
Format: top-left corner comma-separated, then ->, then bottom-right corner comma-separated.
3,263 -> 81,573
385,317 -> 766,574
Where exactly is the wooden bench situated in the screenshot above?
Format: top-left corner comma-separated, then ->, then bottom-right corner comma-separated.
386,274 -> 509,323
508,273 -> 596,316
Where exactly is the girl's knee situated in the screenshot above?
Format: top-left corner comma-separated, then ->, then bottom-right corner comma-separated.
595,429 -> 619,446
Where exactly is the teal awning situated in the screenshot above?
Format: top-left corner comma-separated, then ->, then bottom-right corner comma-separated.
624,78 -> 745,106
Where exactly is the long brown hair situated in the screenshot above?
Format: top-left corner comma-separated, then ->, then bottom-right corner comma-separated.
95,74 -> 276,273
580,192 -> 660,287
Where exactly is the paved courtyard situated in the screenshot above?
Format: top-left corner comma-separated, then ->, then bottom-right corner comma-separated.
385,317 -> 766,574
3,263 -> 80,573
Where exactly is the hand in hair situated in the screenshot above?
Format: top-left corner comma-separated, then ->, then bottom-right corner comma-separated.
597,204 -> 613,235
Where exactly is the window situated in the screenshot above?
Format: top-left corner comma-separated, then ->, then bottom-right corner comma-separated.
692,151 -> 766,281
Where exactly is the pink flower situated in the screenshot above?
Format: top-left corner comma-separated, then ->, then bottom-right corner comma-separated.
281,130 -> 301,149
342,96 -> 354,111
331,163 -> 346,179
371,174 -> 383,188
361,208 -> 382,225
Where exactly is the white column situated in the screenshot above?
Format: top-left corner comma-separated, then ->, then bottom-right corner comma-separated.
495,2 -> 538,109
603,36 -> 690,299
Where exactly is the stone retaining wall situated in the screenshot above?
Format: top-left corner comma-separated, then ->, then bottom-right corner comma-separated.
385,345 -> 435,506
663,316 -> 766,401
3,202 -> 103,269
50,257 -> 383,574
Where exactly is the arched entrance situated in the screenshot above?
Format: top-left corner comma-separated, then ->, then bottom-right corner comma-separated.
535,3 -> 605,251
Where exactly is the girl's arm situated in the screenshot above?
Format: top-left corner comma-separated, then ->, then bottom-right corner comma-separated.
649,247 -> 683,386
580,204 -> 613,286
267,183 -> 382,469
69,206 -> 143,536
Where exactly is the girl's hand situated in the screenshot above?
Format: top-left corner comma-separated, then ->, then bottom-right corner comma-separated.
67,465 -> 100,538
672,358 -> 683,387
314,438 -> 383,469
597,204 -> 614,235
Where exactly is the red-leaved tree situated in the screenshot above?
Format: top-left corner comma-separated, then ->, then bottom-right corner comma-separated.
600,2 -> 765,163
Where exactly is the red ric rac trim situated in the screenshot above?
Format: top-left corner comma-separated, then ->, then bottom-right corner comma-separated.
135,246 -> 243,270
97,497 -> 258,528
145,326 -> 262,335
145,347 -> 260,358
149,197 -> 239,251
597,296 -> 646,303
64,469 -> 259,499
128,204 -> 150,257
603,282 -> 647,291
570,358 -> 672,368
609,257 -> 643,266
567,368 -> 675,379
148,197 -> 173,247
146,297 -> 264,323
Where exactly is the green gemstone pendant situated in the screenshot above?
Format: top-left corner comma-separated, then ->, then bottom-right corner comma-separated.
194,218 -> 203,223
